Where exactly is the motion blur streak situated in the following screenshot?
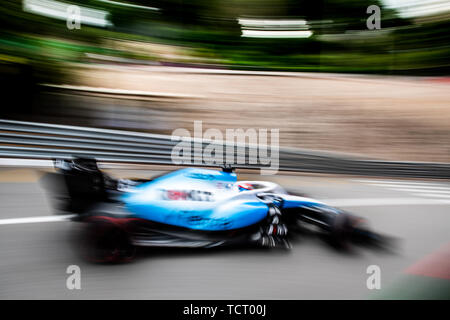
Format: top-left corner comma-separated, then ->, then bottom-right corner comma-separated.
23,0 -> 113,27
238,18 -> 312,38
241,30 -> 313,38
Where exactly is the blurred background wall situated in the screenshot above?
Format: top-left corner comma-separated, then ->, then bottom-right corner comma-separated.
0,0 -> 449,161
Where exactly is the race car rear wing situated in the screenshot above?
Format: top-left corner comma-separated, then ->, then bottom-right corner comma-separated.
42,157 -> 111,214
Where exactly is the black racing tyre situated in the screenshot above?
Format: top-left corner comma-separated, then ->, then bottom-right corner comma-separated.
82,219 -> 136,263
328,213 -> 351,248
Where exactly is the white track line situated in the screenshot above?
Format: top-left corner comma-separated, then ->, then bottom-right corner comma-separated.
355,180 -> 450,199
362,183 -> 449,190
353,179 -> 448,187
413,193 -> 450,199
0,215 -> 75,226
322,197 -> 450,207
394,188 -> 450,194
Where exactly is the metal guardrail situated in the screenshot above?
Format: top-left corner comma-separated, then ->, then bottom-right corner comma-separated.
0,119 -> 449,179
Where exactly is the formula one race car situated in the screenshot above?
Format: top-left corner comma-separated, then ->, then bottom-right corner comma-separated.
43,157 -> 391,263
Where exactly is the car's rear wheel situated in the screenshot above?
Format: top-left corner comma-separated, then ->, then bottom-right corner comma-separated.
82,219 -> 136,263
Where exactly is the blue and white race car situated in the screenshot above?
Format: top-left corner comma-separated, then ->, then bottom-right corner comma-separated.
44,157 -> 391,263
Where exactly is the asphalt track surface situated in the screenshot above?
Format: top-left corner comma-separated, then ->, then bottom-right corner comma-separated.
0,167 -> 449,299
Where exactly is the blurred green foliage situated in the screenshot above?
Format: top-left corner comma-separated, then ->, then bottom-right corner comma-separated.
0,0 -> 449,84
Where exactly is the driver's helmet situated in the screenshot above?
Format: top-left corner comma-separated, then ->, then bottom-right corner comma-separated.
238,183 -> 254,191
